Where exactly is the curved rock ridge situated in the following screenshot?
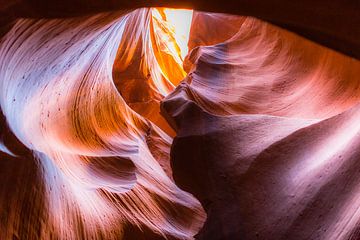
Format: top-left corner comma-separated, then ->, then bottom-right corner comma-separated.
175,14 -> 360,119
161,12 -> 360,240
0,9 -> 204,240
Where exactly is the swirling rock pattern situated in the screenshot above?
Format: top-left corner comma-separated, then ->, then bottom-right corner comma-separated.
0,9 -> 203,240
0,3 -> 359,240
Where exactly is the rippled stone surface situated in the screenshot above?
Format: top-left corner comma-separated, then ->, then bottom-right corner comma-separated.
0,2 -> 359,240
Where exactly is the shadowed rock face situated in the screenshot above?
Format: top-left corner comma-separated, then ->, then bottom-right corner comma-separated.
161,12 -> 360,240
0,2 -> 359,240
163,100 -> 360,240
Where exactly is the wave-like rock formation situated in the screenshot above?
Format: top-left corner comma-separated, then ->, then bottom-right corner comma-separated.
0,3 -> 359,240
0,8 -> 204,240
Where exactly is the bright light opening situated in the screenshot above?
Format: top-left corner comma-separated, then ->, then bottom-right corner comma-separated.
151,8 -> 193,62
161,8 -> 193,60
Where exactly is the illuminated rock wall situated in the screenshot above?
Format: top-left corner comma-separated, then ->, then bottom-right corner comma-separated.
0,5 -> 359,240
0,9 -> 204,240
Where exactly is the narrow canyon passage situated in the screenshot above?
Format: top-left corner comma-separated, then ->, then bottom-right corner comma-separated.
0,4 -> 359,240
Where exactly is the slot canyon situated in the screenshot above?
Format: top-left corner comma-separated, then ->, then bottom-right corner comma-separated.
0,1 -> 359,239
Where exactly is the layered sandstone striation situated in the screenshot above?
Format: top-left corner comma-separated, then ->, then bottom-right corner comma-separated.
0,2 -> 359,240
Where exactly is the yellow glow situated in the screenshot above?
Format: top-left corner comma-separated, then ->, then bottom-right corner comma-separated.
151,8 -> 193,62
150,8 -> 193,91
162,8 -> 193,60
